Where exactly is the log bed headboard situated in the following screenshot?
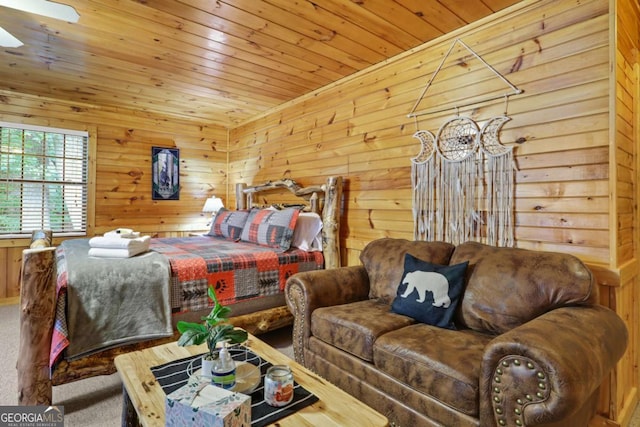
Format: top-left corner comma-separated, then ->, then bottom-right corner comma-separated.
235,176 -> 342,269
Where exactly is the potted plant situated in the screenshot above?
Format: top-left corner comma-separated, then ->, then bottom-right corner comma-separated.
177,286 -> 248,378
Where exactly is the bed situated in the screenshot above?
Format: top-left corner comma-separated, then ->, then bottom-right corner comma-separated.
17,176 -> 342,406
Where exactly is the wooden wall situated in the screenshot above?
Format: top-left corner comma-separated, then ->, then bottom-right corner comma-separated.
229,0 -> 611,262
229,0 -> 636,423
611,0 -> 640,424
0,91 -> 228,301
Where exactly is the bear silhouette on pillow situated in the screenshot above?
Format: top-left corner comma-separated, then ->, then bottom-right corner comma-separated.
400,271 -> 451,307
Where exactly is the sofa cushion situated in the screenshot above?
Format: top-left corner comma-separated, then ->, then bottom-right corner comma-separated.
311,299 -> 415,362
450,241 -> 597,334
360,238 -> 455,304
391,253 -> 468,330
374,323 -> 493,417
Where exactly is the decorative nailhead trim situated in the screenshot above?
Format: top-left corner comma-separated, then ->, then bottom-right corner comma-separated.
287,284 -> 307,366
491,356 -> 550,426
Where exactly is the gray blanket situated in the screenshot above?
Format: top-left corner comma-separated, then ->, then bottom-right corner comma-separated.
62,238 -> 173,360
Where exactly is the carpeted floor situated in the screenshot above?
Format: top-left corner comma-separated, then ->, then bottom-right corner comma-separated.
2,302 -> 640,426
0,303 -> 294,426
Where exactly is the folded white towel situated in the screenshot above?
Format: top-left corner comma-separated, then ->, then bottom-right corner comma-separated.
104,228 -> 140,239
89,235 -> 151,251
88,246 -> 149,258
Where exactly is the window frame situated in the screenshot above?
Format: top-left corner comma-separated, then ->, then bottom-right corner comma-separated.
0,121 -> 96,242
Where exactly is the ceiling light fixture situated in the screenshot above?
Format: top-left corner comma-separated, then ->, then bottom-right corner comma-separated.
0,0 -> 79,48
0,26 -> 23,48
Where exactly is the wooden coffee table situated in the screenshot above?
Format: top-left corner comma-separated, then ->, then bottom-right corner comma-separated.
114,333 -> 389,426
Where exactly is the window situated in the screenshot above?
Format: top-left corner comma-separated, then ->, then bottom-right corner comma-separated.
0,122 -> 89,238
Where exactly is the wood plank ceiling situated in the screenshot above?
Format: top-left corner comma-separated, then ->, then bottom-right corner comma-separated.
0,0 -> 522,128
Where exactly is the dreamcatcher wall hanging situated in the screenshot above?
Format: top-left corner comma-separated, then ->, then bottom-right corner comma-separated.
407,39 -> 523,247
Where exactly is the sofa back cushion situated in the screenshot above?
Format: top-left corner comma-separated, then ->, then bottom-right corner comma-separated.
450,241 -> 597,334
360,238 -> 455,304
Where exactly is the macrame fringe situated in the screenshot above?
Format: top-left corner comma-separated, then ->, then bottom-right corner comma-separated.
411,116 -> 515,247
411,130 -> 437,241
438,155 -> 479,245
411,157 -> 436,240
485,150 -> 514,247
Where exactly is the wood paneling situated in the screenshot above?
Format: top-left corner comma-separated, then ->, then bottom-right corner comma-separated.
0,0 -> 522,127
0,90 -> 228,298
230,0 -> 611,261
0,249 -> 6,299
611,0 -> 640,424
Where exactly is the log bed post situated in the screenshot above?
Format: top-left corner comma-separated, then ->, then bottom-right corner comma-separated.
17,246 -> 57,405
321,176 -> 342,269
235,183 -> 246,210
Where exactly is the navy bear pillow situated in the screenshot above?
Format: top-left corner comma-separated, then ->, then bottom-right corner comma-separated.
391,253 -> 468,330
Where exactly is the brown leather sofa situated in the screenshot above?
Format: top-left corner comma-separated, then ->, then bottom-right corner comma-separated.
285,239 -> 628,427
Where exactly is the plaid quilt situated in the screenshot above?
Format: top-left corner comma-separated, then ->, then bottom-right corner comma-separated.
51,235 -> 324,368
148,236 -> 324,313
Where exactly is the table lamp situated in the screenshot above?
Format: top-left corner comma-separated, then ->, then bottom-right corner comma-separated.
202,197 -> 224,226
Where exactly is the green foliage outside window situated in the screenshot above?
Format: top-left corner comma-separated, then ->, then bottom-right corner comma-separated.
0,124 -> 88,237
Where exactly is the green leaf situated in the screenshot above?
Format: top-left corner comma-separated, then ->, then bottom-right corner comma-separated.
209,324 -> 234,342
177,328 -> 208,347
226,328 -> 248,344
202,287 -> 232,325
214,305 -> 232,320
176,321 -> 207,334
177,286 -> 245,351
208,286 -> 218,304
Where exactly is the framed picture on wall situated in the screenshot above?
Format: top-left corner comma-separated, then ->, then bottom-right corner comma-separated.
152,146 -> 180,200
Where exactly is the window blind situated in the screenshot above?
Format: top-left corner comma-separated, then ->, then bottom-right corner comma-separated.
0,122 -> 89,238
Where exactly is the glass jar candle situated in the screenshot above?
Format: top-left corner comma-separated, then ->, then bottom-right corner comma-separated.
264,365 -> 294,407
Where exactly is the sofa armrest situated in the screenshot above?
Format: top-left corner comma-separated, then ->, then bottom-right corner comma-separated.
285,266 -> 370,364
480,305 -> 627,427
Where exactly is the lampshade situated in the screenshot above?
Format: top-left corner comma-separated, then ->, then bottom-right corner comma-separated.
202,197 -> 224,214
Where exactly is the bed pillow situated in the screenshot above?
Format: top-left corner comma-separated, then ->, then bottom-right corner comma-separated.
391,253 -> 468,330
240,207 -> 300,251
291,212 -> 323,251
207,208 -> 250,240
